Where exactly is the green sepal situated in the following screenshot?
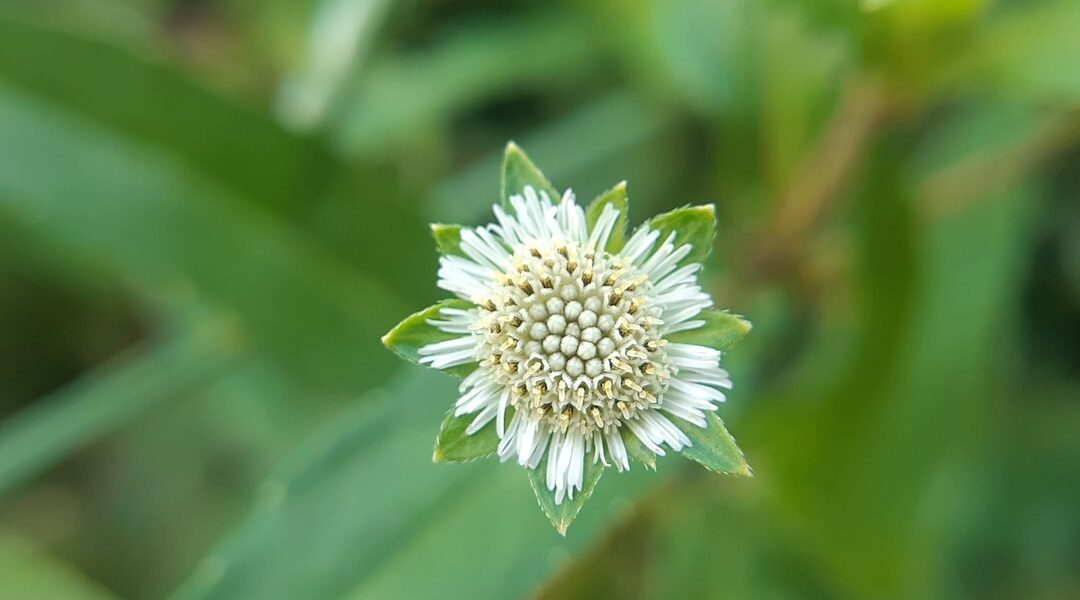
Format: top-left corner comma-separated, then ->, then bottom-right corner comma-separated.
673,413 -> 751,476
528,452 -> 604,535
500,142 -> 560,209
640,204 -> 716,266
586,181 -> 629,253
621,429 -> 658,470
430,223 -> 464,257
666,310 -> 752,352
381,299 -> 477,377
433,407 -> 510,463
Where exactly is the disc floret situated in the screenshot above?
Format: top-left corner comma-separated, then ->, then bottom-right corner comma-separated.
476,238 -> 670,438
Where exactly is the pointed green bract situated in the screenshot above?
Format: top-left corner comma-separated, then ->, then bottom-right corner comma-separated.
667,310 -> 752,351
621,429 -> 658,470
433,409 -> 506,463
673,413 -> 751,476
586,181 -> 630,252
381,299 -> 476,377
430,223 -> 464,257
528,454 -> 604,535
642,204 -> 717,266
500,142 -> 560,209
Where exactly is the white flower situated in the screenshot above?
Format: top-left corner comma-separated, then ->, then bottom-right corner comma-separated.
418,186 -> 733,504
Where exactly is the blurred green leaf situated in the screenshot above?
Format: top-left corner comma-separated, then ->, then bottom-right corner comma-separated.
955,0 -> 1080,101
431,92 -> 681,225
174,368 -> 657,600
528,455 -> 605,535
0,534 -> 116,599
501,142 -> 561,209
673,414 -> 751,476
382,299 -> 476,377
667,310 -> 752,351
433,409 -> 502,463
335,13 -> 597,156
0,84 -> 405,392
0,18 -> 330,216
0,324 -> 242,496
641,204 -> 716,266
586,181 -> 629,252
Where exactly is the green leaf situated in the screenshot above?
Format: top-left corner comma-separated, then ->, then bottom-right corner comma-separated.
500,141 -> 560,208
641,204 -> 716,266
0,19 -> 329,216
528,452 -> 605,535
586,181 -> 629,252
0,325 -> 242,496
673,413 -> 751,476
0,84 -> 406,393
174,368 -> 655,600
666,310 -> 752,351
430,223 -> 465,256
382,299 -> 476,377
433,408 -> 507,463
336,13 -> 596,156
0,534 -> 117,599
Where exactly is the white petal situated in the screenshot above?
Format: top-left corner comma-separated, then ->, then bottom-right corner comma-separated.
605,428 -> 630,471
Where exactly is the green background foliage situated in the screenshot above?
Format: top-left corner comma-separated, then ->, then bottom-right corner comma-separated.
0,0 -> 1076,598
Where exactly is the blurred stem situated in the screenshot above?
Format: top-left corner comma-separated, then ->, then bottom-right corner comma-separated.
918,111 -> 1080,218
746,78 -> 892,281
0,321 -> 244,497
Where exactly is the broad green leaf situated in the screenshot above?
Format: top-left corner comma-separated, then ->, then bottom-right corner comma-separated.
175,368 -> 657,600
0,534 -> 116,599
673,414 -> 751,476
0,18 -> 329,215
666,310 -> 752,351
500,141 -> 560,208
586,181 -> 629,252
0,84 -> 405,392
430,223 -> 464,256
641,204 -> 716,266
528,454 -> 605,535
382,299 -> 476,377
433,409 -> 505,463
336,13 -> 596,156
0,325 -> 242,496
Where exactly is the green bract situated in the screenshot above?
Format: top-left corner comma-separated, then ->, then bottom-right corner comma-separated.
382,143 -> 751,533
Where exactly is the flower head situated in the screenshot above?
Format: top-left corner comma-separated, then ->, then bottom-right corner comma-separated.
384,144 -> 750,532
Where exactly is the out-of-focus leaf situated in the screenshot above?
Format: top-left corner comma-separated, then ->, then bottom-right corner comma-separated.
641,204 -> 716,266
174,368 -> 657,600
954,0 -> 1080,101
430,223 -> 464,257
0,534 -> 116,599
431,92 -> 681,225
673,414 -> 751,476
0,18 -> 330,216
0,84 -> 404,392
0,324 -> 242,496
335,13 -> 596,155
586,181 -> 629,253
528,455 -> 605,535
382,299 -> 476,377
666,310 -> 752,351
276,0 -> 395,130
501,142 -> 561,209
433,409 -> 502,463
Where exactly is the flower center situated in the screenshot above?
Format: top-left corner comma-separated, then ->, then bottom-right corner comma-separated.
474,239 -> 671,434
